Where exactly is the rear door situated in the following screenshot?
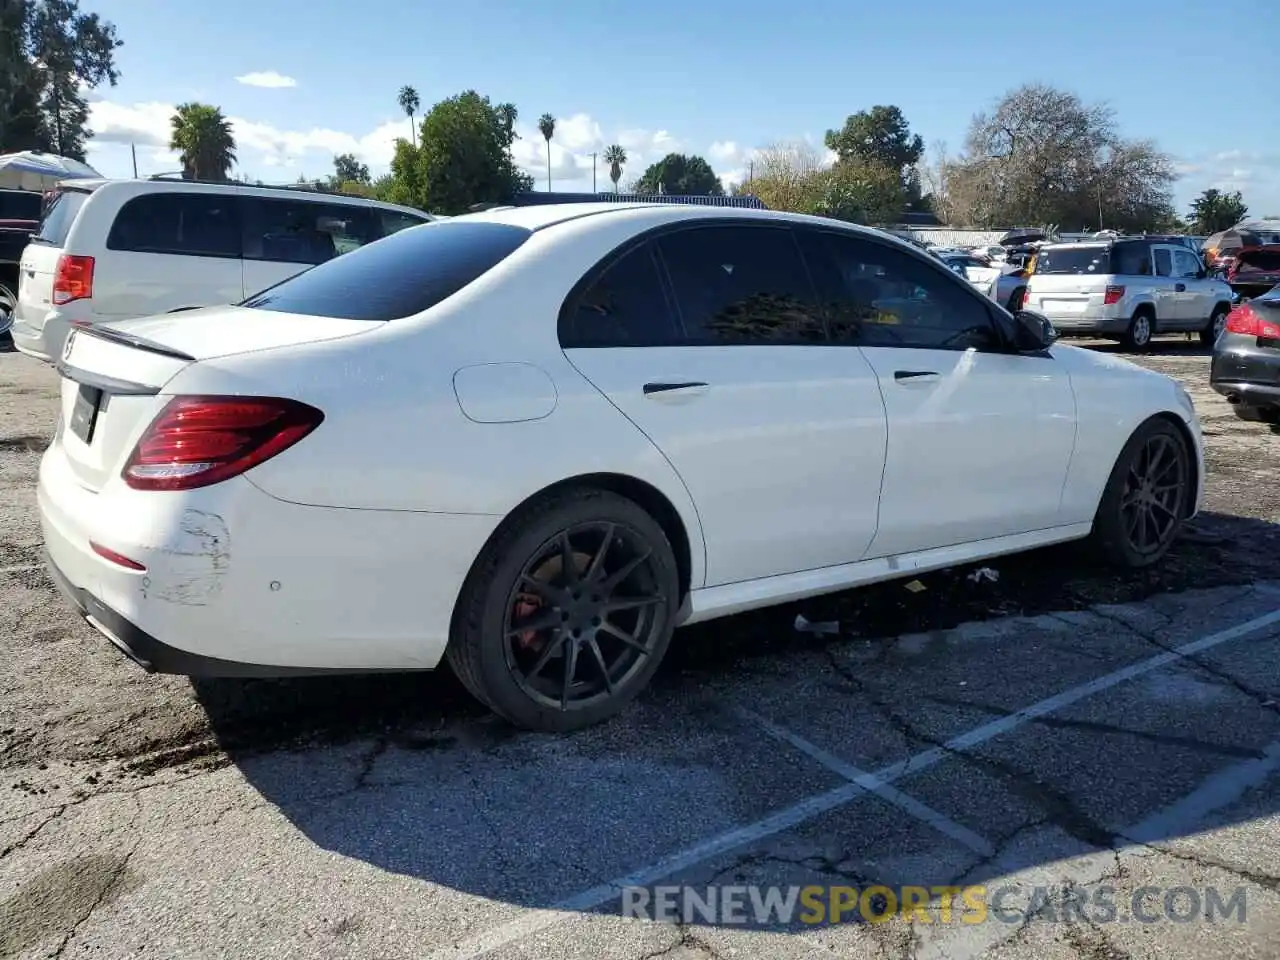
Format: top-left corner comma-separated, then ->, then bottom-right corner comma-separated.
95,190 -> 244,318
1150,245 -> 1181,322
241,196 -> 378,297
14,186 -> 93,329
560,222 -> 890,587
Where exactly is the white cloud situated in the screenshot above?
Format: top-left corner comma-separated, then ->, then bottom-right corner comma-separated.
85,99 -> 767,196
235,71 -> 298,89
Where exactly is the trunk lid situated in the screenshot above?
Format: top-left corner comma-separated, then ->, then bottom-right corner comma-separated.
53,306 -> 380,492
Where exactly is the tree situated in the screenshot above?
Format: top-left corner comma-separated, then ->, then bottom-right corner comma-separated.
397,85 -> 419,147
942,84 -> 1176,231
169,102 -> 236,180
537,113 -> 555,191
733,142 -> 826,213
603,143 -> 627,193
332,152 -> 370,185
1188,189 -> 1248,234
825,105 -> 924,205
634,153 -> 724,195
0,0 -> 121,158
390,90 -> 533,215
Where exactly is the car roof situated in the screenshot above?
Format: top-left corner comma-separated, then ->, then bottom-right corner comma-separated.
455,201 -> 914,242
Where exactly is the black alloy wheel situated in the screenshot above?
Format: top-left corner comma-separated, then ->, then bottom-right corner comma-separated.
1091,418 -> 1191,568
447,488 -> 679,731
503,522 -> 667,711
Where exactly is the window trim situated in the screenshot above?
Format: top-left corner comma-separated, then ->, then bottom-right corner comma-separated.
105,191 -> 244,261
558,217 -> 831,349
799,225 -> 1022,355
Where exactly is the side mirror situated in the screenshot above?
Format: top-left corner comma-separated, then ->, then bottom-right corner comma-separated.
1013,309 -> 1057,351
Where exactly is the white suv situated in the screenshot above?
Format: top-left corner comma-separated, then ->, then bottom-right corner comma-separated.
11,177 -> 433,362
1022,237 -> 1234,349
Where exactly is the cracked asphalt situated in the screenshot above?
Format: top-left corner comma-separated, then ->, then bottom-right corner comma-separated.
3,336 -> 1280,960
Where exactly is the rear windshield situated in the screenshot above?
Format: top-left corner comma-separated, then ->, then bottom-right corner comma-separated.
0,190 -> 42,221
1235,250 -> 1280,272
1033,246 -> 1111,275
240,220 -> 532,321
31,189 -> 90,246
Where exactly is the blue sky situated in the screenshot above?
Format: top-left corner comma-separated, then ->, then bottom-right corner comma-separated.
82,0 -> 1280,218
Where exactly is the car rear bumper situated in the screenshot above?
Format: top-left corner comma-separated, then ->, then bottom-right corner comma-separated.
1210,333 -> 1280,407
1039,315 -> 1130,336
38,444 -> 502,675
10,310 -> 66,362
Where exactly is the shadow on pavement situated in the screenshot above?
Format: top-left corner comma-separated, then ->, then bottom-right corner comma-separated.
191,512 -> 1280,925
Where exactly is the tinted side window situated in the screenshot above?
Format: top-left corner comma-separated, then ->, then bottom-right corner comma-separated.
106,192 -> 241,258
801,230 -> 999,350
240,221 -> 530,322
379,210 -> 429,238
242,198 -> 377,264
657,225 -> 826,344
561,241 -> 679,347
1112,244 -> 1152,276
1153,248 -> 1173,277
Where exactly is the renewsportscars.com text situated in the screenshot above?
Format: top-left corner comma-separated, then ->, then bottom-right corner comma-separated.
621,884 -> 1248,926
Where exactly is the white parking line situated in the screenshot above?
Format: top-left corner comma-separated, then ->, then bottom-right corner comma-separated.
735,707 -> 996,856
1123,738 -> 1280,846
425,604 -> 1280,960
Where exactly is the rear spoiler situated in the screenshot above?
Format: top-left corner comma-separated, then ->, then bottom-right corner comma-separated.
69,320 -> 196,362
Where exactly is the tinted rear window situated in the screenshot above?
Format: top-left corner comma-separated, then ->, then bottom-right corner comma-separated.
1236,251 -> 1280,272
240,220 -> 531,321
32,189 -> 90,246
1033,247 -> 1111,275
0,190 -> 42,221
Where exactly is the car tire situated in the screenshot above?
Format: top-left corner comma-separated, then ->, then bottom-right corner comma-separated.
0,281 -> 15,338
1089,416 -> 1192,568
1123,309 -> 1154,351
1200,305 -> 1230,345
1233,404 -> 1280,425
446,487 -> 680,732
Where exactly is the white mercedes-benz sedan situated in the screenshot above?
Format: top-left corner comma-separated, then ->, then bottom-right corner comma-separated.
38,202 -> 1205,731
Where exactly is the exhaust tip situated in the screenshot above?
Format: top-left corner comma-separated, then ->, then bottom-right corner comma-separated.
1225,393 -> 1241,405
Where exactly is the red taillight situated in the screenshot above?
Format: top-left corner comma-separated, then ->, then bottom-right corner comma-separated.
1224,303 -> 1280,339
52,254 -> 94,305
1103,285 -> 1125,306
123,396 -> 324,491
90,542 -> 146,571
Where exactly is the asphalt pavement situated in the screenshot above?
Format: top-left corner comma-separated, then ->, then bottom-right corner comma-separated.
2,336 -> 1279,960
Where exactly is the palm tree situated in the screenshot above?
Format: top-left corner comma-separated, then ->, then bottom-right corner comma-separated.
537,113 -> 555,191
603,144 -> 627,193
398,85 -> 420,147
169,103 -> 236,181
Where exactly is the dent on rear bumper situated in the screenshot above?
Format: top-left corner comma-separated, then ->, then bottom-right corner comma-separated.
38,450 -> 503,674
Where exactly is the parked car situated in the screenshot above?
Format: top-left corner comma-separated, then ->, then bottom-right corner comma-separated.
1210,284 -> 1280,424
1022,237 -> 1233,349
38,203 -> 1204,731
935,251 -> 1001,292
1223,245 -> 1280,301
0,187 -> 43,338
11,176 -> 434,363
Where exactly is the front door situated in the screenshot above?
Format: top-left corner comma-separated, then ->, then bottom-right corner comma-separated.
560,223 -> 889,587
797,227 -> 1078,559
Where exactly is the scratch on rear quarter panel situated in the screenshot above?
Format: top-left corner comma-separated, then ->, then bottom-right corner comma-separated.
143,510 -> 230,606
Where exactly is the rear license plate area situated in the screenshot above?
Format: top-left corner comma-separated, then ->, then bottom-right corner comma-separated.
69,384 -> 103,444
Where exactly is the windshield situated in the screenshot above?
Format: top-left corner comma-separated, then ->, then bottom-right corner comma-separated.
1033,247 -> 1111,275
32,189 -> 90,245
240,220 -> 532,321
